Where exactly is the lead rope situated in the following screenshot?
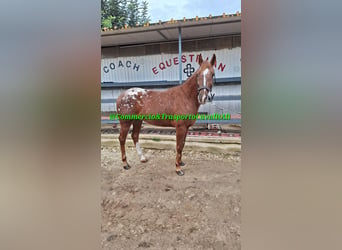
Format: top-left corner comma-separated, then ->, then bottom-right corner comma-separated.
209,101 -> 241,115
210,75 -> 241,114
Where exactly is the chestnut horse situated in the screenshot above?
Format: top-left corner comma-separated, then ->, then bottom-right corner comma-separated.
116,54 -> 216,176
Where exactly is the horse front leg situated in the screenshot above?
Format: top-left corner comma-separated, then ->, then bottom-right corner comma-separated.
175,126 -> 188,176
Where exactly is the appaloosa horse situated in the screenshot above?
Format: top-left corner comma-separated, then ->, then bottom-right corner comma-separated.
116,54 -> 216,176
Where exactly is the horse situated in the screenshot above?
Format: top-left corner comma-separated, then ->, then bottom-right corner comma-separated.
116,54 -> 216,176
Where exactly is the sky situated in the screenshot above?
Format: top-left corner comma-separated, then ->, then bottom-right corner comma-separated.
145,0 -> 241,23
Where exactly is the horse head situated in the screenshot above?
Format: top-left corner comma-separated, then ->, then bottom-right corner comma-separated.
196,54 -> 216,104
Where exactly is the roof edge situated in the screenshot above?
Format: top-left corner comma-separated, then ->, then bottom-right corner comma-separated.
101,13 -> 241,36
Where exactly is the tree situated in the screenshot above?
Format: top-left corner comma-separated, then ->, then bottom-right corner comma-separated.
127,0 -> 139,27
101,0 -> 150,29
139,0 -> 150,25
120,0 -> 128,27
101,0 -> 110,27
101,0 -> 110,19
108,0 -> 126,29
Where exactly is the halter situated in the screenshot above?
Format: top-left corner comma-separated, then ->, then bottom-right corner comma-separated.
196,73 -> 215,102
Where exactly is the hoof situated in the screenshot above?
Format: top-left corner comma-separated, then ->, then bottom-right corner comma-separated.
140,157 -> 148,163
176,170 -> 184,176
180,161 -> 185,166
123,165 -> 131,170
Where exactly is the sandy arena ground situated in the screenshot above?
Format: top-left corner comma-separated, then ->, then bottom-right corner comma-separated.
101,143 -> 241,250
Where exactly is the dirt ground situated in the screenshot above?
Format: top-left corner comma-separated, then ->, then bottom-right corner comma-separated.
101,144 -> 241,250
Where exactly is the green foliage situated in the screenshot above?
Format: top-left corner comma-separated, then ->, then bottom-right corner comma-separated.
101,0 -> 150,30
101,15 -> 114,29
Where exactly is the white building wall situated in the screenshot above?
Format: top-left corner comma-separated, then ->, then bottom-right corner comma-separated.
101,47 -> 241,115
101,48 -> 241,83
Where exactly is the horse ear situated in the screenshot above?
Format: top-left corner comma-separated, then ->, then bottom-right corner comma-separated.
210,54 -> 216,66
198,54 -> 203,65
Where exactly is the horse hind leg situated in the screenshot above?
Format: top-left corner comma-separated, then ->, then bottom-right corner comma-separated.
119,120 -> 132,170
131,120 -> 147,163
175,126 -> 189,176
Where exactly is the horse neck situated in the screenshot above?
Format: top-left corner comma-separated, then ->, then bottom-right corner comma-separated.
182,73 -> 200,108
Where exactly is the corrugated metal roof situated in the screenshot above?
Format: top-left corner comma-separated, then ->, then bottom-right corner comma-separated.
101,14 -> 241,47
